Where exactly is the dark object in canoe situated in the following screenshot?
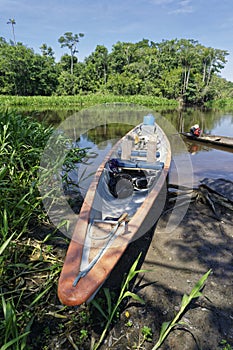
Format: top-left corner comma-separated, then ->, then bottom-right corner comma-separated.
181,132 -> 233,149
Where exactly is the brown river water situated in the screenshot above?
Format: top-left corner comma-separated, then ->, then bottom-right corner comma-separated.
33,105 -> 233,191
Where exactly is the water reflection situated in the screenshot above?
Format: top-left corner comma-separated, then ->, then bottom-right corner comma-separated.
31,106 -> 233,186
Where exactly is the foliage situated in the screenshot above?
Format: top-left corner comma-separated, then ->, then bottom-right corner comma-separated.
0,42 -> 58,95
0,33 -> 232,102
58,32 -> 84,75
0,111 -> 51,348
0,111 -> 53,238
85,258 -> 211,350
0,94 -> 178,112
0,110 -> 88,349
220,339 -> 233,350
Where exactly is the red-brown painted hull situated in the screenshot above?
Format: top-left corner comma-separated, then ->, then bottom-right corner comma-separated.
58,124 -> 171,306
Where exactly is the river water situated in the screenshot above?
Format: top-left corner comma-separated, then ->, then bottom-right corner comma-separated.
33,105 -> 233,191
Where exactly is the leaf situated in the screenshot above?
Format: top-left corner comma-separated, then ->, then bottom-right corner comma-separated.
0,332 -> 30,350
103,288 -> 112,316
181,293 -> 190,308
0,232 -> 15,256
189,269 -> 212,299
128,253 -> 142,276
28,285 -> 52,308
91,300 -> 108,320
158,321 -> 171,342
122,291 -> 145,304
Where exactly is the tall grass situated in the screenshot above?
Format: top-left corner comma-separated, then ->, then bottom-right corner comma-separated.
0,110 -> 87,349
0,111 -> 52,237
0,111 -> 53,348
0,94 -> 178,111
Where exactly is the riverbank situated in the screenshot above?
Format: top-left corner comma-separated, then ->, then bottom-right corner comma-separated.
1,109 -> 232,350
98,188 -> 233,350
0,94 -> 178,111
23,189 -> 233,350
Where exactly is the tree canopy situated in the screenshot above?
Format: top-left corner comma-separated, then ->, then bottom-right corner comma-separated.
0,33 -> 232,103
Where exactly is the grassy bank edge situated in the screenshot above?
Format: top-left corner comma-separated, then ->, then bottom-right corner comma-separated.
205,97 -> 233,110
0,94 -> 178,110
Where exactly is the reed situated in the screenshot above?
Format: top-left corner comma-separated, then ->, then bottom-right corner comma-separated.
0,111 -> 52,236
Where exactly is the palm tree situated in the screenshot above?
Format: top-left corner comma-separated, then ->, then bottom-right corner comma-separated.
7,18 -> 16,45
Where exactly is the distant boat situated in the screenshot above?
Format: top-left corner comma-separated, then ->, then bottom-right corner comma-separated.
181,132 -> 233,149
58,115 -> 171,306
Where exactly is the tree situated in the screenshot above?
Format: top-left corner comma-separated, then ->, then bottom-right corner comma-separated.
84,45 -> 109,85
0,41 -> 58,95
56,71 -> 79,95
40,43 -> 55,58
58,32 -> 84,75
7,18 -> 16,45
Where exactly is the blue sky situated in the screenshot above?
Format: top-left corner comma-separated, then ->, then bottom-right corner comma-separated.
1,0 -> 233,81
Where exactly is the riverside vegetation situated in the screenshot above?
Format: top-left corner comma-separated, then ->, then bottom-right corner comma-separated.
1,107 -> 233,350
1,21 -> 233,350
0,94 -> 178,111
0,110 -> 213,349
0,34 -> 233,105
0,110 -> 88,349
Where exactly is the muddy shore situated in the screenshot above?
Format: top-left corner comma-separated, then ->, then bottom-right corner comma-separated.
101,195 -> 233,350
29,187 -> 233,350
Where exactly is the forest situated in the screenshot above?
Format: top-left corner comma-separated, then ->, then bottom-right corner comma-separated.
1,31 -> 233,104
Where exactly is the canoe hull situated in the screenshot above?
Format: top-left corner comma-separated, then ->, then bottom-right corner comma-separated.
181,132 -> 233,149
58,121 -> 171,306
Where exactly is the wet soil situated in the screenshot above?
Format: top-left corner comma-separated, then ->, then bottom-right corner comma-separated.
28,188 -> 233,350
100,196 -> 233,350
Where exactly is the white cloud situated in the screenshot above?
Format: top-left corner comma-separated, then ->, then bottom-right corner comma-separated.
170,0 -> 194,14
148,0 -> 194,14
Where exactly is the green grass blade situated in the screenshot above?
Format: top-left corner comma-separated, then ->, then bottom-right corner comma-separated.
91,300 -> 108,320
0,233 -> 15,256
189,269 -> 212,299
156,321 -> 171,344
28,285 -> 52,308
0,331 -> 30,350
122,291 -> 145,304
103,288 -> 112,316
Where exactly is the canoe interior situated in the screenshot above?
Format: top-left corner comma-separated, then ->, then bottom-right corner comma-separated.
58,119 -> 171,306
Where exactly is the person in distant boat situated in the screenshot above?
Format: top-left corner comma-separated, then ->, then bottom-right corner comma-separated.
190,124 -> 201,137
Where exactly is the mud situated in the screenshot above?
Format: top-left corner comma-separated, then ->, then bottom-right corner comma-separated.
29,186 -> 233,350
101,196 -> 233,350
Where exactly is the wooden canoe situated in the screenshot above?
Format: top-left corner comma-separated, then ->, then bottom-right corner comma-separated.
58,115 -> 171,306
181,132 -> 233,149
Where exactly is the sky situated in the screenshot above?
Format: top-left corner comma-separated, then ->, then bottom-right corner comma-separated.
1,0 -> 233,81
